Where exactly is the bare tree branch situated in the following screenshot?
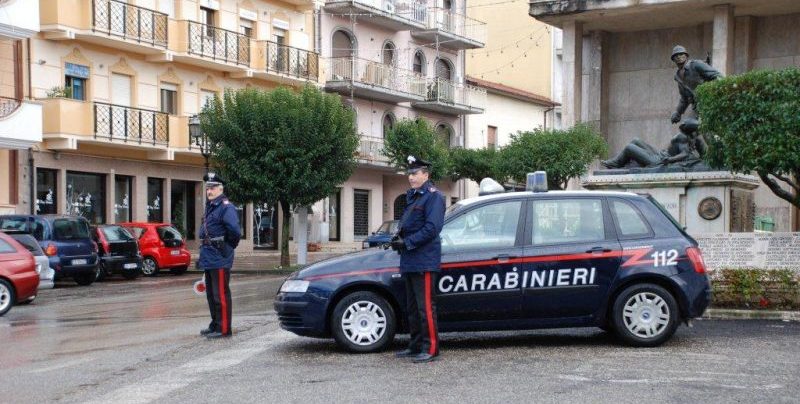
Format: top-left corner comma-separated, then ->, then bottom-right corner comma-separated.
758,171 -> 800,209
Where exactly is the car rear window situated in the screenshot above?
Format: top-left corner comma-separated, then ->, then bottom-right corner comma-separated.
611,200 -> 651,238
53,219 -> 90,240
102,226 -> 134,242
9,234 -> 44,256
124,226 -> 145,239
157,226 -> 183,242
0,238 -> 16,253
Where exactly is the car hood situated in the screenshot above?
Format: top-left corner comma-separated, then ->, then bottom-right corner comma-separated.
297,249 -> 399,280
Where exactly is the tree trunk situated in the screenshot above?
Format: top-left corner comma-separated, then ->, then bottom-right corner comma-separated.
280,200 -> 291,267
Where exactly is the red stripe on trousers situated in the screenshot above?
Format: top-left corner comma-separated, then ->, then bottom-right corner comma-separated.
424,272 -> 436,355
219,269 -> 228,335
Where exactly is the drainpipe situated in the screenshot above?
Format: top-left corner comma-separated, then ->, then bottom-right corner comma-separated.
543,106 -> 555,130
28,148 -> 35,214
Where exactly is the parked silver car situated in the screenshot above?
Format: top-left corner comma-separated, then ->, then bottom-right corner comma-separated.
5,232 -> 54,292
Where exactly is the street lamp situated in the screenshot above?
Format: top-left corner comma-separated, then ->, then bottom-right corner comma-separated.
188,114 -> 210,174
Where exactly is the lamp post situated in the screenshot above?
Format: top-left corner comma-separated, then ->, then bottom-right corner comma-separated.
188,114 -> 210,174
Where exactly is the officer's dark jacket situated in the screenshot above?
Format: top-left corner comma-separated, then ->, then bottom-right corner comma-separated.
674,60 -> 722,115
198,194 -> 241,270
399,180 -> 445,273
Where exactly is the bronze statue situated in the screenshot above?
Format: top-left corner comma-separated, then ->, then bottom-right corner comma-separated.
601,119 -> 707,169
670,45 -> 722,124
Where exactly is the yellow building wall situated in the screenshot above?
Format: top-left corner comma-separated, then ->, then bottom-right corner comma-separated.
0,149 -> 9,206
0,39 -> 16,99
466,0 -> 552,97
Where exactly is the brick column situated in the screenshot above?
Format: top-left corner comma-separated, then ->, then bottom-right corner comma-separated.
562,20 -> 583,127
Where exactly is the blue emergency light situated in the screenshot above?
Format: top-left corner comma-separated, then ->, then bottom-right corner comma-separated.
526,171 -> 548,192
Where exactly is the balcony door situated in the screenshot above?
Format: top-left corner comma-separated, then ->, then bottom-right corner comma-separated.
110,73 -> 132,140
331,30 -> 355,80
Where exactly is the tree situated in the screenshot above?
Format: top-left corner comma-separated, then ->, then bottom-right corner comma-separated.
497,124 -> 607,190
382,118 -> 450,181
696,67 -> 800,208
449,146 -> 504,184
201,86 -> 358,266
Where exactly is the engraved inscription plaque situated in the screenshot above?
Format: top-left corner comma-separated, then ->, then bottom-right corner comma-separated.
730,190 -> 754,232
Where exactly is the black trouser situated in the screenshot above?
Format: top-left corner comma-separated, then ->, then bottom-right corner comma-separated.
205,268 -> 232,335
404,271 -> 439,356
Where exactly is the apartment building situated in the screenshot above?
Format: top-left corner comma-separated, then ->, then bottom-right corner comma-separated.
316,0 -> 487,243
0,0 -> 43,215
15,0 -> 318,251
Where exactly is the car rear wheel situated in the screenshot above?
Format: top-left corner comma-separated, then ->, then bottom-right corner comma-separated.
170,266 -> 188,275
95,262 -> 108,282
74,271 -> 96,286
612,283 -> 679,347
142,257 -> 159,277
331,291 -> 396,353
0,279 -> 15,316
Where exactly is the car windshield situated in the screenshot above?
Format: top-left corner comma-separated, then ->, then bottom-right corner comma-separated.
0,217 -> 31,232
157,226 -> 183,242
445,201 -> 465,218
53,219 -> 90,240
376,221 -> 397,233
102,226 -> 134,242
9,234 -> 44,256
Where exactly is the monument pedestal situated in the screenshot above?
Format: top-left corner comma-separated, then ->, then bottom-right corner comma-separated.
583,171 -> 759,233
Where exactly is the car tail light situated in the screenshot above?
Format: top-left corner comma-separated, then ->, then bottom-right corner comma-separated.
686,247 -> 706,274
45,244 -> 57,256
97,230 -> 109,254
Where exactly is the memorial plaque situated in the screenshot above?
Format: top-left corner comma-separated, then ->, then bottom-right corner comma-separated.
698,197 -> 722,220
729,189 -> 754,232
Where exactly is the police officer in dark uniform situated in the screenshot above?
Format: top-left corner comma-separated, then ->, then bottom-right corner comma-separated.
391,155 -> 446,363
198,172 -> 241,339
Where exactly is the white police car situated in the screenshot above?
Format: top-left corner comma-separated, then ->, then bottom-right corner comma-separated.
275,173 -> 711,352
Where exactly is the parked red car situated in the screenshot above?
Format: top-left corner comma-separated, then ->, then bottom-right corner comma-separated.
0,232 -> 39,316
118,223 -> 191,276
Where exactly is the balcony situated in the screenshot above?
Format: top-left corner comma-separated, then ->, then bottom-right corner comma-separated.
0,0 -> 39,39
412,78 -> 486,115
324,0 -> 427,31
357,136 -> 390,167
168,21 -> 250,73
252,40 -> 319,83
324,58 -> 426,103
40,0 -> 169,57
411,8 -> 486,50
0,97 -> 42,149
41,98 -> 173,160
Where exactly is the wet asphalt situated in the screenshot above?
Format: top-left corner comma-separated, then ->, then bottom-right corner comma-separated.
1,273 -> 800,403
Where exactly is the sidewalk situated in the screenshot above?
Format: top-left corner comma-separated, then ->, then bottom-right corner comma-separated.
189,251 -> 347,274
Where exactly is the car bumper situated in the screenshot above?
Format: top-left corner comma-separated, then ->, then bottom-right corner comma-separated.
671,272 -> 712,318
273,293 -> 329,338
102,256 -> 143,273
11,271 -> 39,302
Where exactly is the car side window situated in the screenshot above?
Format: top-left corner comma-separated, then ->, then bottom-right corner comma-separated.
441,200 -> 521,252
611,200 -> 651,238
532,199 -> 605,245
0,239 -> 16,253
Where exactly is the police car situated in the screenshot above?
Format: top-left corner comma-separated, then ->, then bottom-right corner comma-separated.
274,173 -> 711,352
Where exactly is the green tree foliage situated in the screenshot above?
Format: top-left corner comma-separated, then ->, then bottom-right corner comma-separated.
382,118 -> 450,181
449,147 -> 503,184
497,124 -> 607,190
201,86 -> 358,265
696,67 -> 800,208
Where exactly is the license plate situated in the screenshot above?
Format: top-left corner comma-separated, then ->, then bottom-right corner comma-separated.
72,259 -> 87,265
171,250 -> 180,256
123,263 -> 138,269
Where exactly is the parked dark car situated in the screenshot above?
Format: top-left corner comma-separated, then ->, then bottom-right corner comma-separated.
362,220 -> 399,249
0,232 -> 39,316
0,215 -> 99,286
92,225 -> 142,281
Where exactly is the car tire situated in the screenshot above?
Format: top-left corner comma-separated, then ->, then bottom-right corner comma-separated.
142,257 -> 159,277
74,271 -> 96,286
331,291 -> 396,353
95,262 -> 108,282
122,269 -> 141,280
0,279 -> 15,316
612,283 -> 679,347
170,266 -> 188,275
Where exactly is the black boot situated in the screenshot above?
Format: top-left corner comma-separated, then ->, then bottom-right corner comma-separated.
395,349 -> 419,358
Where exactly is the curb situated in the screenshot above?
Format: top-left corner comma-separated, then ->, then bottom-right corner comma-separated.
702,308 -> 800,321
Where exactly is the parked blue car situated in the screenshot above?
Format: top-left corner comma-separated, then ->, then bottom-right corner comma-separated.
361,220 -> 399,249
0,215 -> 99,286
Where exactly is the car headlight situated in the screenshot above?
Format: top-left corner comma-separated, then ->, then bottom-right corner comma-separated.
280,280 -> 310,293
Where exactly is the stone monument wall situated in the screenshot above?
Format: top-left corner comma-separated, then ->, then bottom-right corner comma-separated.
696,232 -> 800,271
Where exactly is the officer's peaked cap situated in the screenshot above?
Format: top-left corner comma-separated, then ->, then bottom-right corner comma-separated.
204,172 -> 225,186
406,155 -> 432,174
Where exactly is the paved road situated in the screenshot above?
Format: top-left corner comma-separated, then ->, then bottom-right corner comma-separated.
2,274 -> 799,403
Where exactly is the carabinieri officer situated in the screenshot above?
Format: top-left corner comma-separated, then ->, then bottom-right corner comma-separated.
391,155 -> 446,363
198,172 -> 241,339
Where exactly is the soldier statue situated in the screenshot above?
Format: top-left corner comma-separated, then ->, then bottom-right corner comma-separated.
670,45 -> 722,124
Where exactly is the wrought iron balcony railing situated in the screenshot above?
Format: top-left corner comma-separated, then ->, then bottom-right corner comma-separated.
328,0 -> 427,24
326,57 -> 427,97
187,21 -> 250,66
264,41 -> 319,81
92,0 -> 168,48
94,102 -> 169,146
0,96 -> 21,119
425,78 -> 487,109
425,8 -> 487,44
358,136 -> 389,163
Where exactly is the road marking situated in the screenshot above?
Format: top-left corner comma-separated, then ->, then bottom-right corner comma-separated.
84,330 -> 293,404
26,357 -> 96,374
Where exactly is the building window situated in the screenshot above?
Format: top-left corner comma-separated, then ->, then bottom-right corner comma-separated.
328,190 -> 341,241
413,51 -> 425,75
200,90 -> 216,110
160,83 -> 178,115
114,175 -> 133,223
240,18 -> 253,38
435,58 -> 452,80
382,112 -> 395,138
66,171 -> 106,224
200,6 -> 215,36
436,123 -> 454,148
332,30 -> 355,58
353,189 -> 369,237
170,180 -> 196,240
393,194 -> 406,220
65,62 -> 89,101
382,42 -> 395,65
35,168 -> 58,214
487,125 -> 497,150
147,177 -> 163,223
254,202 -> 278,248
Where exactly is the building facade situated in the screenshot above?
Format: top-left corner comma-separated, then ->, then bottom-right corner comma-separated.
530,0 -> 800,231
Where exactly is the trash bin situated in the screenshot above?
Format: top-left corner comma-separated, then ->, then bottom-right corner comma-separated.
754,216 -> 775,232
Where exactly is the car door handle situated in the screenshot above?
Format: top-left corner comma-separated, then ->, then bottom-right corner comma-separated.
586,247 -> 612,253
493,254 -> 518,263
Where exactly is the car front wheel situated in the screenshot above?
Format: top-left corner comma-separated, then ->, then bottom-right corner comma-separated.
142,257 -> 159,277
612,283 -> 679,347
331,291 -> 396,353
0,279 -> 15,316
